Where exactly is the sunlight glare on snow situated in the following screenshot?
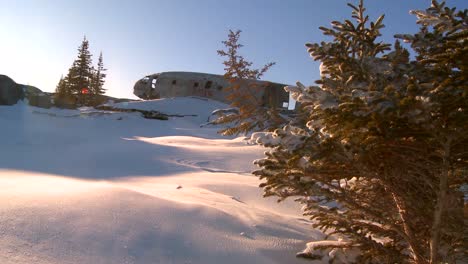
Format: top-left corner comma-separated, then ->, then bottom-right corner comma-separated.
0,169 -> 107,197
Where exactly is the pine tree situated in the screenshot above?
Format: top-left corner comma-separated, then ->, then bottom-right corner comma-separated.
54,75 -> 68,96
56,36 -> 107,106
63,36 -> 94,105
91,52 -> 106,95
211,29 -> 284,135
253,1 -> 466,263
54,73 -> 77,108
395,2 -> 467,262
68,36 -> 93,94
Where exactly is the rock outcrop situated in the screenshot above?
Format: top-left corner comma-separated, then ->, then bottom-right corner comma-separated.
0,75 -> 70,109
0,75 -> 24,105
28,94 -> 53,109
23,85 -> 53,109
0,75 -> 55,108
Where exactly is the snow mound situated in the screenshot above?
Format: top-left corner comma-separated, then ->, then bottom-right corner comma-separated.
296,240 -> 359,263
108,96 -> 230,124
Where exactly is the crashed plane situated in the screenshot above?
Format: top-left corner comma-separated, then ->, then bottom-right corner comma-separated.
133,71 -> 291,109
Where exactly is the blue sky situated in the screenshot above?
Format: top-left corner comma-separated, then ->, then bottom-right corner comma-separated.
0,0 -> 466,99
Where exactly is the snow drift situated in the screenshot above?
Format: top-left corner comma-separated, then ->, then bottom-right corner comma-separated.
0,97 -> 324,264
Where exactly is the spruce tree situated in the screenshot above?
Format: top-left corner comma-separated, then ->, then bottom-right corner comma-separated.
253,1 -> 466,263
91,52 -> 106,95
54,73 -> 76,107
395,2 -> 467,262
54,75 -> 68,96
211,30 -> 284,135
56,36 -> 108,106
68,36 -> 93,95
63,36 -> 94,105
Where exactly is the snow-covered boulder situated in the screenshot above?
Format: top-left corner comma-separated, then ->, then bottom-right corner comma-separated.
0,75 -> 24,105
296,240 -> 359,263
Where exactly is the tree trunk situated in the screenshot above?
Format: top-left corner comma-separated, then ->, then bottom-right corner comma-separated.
391,192 -> 427,264
430,141 -> 451,263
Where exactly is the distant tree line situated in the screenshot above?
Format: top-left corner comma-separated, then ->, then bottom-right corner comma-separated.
55,36 -> 106,107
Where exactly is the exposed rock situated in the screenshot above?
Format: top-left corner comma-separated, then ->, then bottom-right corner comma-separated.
95,105 -> 169,120
0,75 -> 54,108
0,75 -> 24,105
23,85 -> 43,97
28,94 -> 53,109
22,85 -> 53,109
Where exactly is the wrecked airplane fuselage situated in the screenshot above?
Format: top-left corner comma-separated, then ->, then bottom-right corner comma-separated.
133,71 -> 290,109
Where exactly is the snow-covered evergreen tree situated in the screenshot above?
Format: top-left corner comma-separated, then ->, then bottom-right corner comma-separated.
395,2 -> 467,262
253,1 -> 466,263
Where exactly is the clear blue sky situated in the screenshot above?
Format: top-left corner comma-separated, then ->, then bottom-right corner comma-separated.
0,0 -> 466,99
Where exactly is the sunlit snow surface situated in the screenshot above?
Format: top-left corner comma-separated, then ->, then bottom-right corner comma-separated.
0,97 -> 323,264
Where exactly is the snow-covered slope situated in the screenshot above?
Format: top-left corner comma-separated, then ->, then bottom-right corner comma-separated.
0,97 -> 322,264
